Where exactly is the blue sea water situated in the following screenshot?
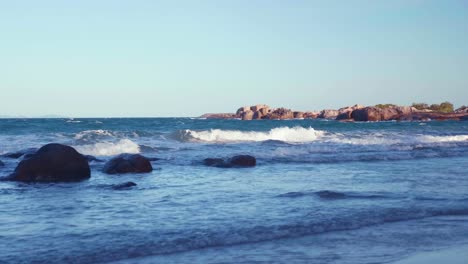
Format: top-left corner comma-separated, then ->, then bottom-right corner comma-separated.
0,118 -> 468,263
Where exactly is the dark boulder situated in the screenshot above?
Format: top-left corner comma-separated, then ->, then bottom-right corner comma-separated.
2,148 -> 37,159
112,181 -> 137,190
228,155 -> 256,167
8,144 -> 90,182
203,155 -> 257,168
103,154 -> 153,174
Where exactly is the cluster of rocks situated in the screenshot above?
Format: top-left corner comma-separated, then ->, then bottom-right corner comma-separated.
1,143 -> 257,184
202,103 -> 468,122
234,105 -> 320,120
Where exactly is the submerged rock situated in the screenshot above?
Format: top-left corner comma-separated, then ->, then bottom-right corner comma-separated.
85,155 -> 104,163
203,155 -> 256,168
228,155 -> 256,167
112,181 -> 137,190
8,143 -> 90,182
203,158 -> 227,167
103,154 -> 153,174
2,148 -> 38,159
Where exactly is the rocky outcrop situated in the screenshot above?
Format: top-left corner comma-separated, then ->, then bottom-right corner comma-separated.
103,154 -> 153,174
318,109 -> 339,119
266,108 -> 294,119
351,106 -> 413,121
293,112 -> 304,119
455,106 -> 468,113
203,155 -> 256,168
336,105 -> 365,120
236,105 -> 272,120
8,143 -> 90,182
201,103 -> 467,122
411,112 -> 468,121
303,111 -> 320,119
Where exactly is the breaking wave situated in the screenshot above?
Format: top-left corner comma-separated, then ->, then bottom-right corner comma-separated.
178,126 -> 325,143
74,139 -> 140,156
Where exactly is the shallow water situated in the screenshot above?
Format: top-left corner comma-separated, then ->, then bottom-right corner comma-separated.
1,118 -> 467,263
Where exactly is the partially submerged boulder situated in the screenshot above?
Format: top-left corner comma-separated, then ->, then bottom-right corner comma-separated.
203,155 -> 256,168
112,181 -> 137,190
8,143 -> 90,182
228,155 -> 256,167
103,154 -> 153,174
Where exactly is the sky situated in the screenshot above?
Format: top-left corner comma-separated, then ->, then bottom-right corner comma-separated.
0,0 -> 467,117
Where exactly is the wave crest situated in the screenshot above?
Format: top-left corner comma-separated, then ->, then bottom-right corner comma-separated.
178,126 -> 325,143
74,139 -> 140,156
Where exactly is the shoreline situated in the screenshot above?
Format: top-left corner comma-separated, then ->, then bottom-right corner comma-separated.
392,244 -> 468,264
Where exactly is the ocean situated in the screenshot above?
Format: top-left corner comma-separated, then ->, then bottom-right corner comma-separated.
1,118 -> 468,263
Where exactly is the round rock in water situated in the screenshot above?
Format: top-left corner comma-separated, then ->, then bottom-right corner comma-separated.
103,154 -> 153,174
9,143 -> 90,182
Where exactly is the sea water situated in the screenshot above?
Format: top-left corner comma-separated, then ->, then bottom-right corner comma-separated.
0,118 -> 467,263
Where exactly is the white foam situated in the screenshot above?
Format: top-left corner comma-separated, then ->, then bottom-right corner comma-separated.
182,126 -> 325,143
74,129 -> 115,140
75,139 -> 140,156
418,135 -> 468,143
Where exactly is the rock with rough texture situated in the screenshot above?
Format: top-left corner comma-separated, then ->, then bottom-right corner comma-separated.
241,110 -> 255,120
103,154 -> 153,174
293,111 -> 304,119
8,143 -> 90,182
455,106 -> 468,113
336,105 -> 365,120
351,106 -> 413,121
318,109 -> 339,119
303,111 -> 319,119
203,155 -> 256,168
266,108 -> 294,119
112,181 -> 137,190
236,106 -> 251,116
250,104 -> 269,112
2,148 -> 38,159
351,107 -> 383,121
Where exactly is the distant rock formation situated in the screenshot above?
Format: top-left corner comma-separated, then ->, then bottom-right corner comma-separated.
200,103 -> 468,122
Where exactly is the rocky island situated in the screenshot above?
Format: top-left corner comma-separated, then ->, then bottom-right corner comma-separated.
201,102 -> 468,122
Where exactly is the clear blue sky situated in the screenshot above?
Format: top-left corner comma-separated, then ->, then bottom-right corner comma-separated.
1,0 -> 467,117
